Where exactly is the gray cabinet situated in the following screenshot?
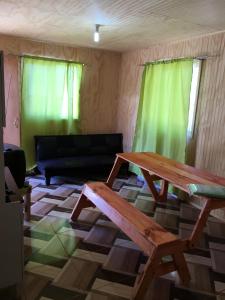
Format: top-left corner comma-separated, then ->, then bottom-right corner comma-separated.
0,52 -> 24,291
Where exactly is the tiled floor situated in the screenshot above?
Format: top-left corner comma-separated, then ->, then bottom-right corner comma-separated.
20,174 -> 225,300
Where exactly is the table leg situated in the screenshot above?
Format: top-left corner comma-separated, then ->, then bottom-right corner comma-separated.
188,198 -> 212,248
141,169 -> 168,202
106,156 -> 124,188
141,169 -> 159,201
159,179 -> 169,201
188,197 -> 225,249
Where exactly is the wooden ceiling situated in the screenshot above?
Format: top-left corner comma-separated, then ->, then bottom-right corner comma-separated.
0,0 -> 225,52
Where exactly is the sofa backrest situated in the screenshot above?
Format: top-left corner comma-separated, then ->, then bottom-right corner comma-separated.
34,134 -> 123,161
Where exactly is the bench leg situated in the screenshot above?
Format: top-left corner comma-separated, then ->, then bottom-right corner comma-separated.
132,251 -> 190,299
71,194 -> 94,222
132,254 -> 160,300
172,252 -> 191,285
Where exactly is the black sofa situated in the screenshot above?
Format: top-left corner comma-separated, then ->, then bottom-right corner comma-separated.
34,133 -> 127,185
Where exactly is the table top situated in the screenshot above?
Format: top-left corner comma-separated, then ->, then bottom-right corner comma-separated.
117,152 -> 225,192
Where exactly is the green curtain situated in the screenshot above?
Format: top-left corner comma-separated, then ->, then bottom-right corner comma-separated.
21,57 -> 83,169
131,59 -> 193,175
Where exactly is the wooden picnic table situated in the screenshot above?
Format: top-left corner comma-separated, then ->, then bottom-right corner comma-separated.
106,152 -> 225,248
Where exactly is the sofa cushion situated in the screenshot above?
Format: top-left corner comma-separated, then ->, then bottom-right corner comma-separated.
89,145 -> 109,155
72,135 -> 92,155
57,147 -> 79,157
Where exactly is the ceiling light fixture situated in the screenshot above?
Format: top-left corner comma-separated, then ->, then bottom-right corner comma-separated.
94,24 -> 100,43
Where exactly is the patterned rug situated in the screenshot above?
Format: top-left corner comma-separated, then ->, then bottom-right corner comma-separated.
22,174 -> 225,300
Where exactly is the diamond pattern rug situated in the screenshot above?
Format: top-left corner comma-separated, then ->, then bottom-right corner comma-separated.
22,174 -> 225,300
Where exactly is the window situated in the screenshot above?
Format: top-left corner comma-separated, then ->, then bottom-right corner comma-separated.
21,56 -> 83,169
187,59 -> 202,140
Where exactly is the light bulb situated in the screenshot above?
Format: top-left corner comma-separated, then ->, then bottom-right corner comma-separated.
94,31 -> 100,42
94,24 -> 100,43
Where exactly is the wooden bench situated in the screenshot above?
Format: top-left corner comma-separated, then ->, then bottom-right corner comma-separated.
71,182 -> 190,300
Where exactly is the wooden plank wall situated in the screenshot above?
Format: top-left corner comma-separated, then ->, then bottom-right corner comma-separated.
0,34 -> 121,145
117,32 -> 225,220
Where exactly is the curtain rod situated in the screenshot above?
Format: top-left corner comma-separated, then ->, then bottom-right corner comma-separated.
4,53 -> 86,66
138,54 -> 219,66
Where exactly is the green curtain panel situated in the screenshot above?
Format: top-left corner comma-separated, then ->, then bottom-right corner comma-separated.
131,59 -> 193,175
21,57 -> 83,169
